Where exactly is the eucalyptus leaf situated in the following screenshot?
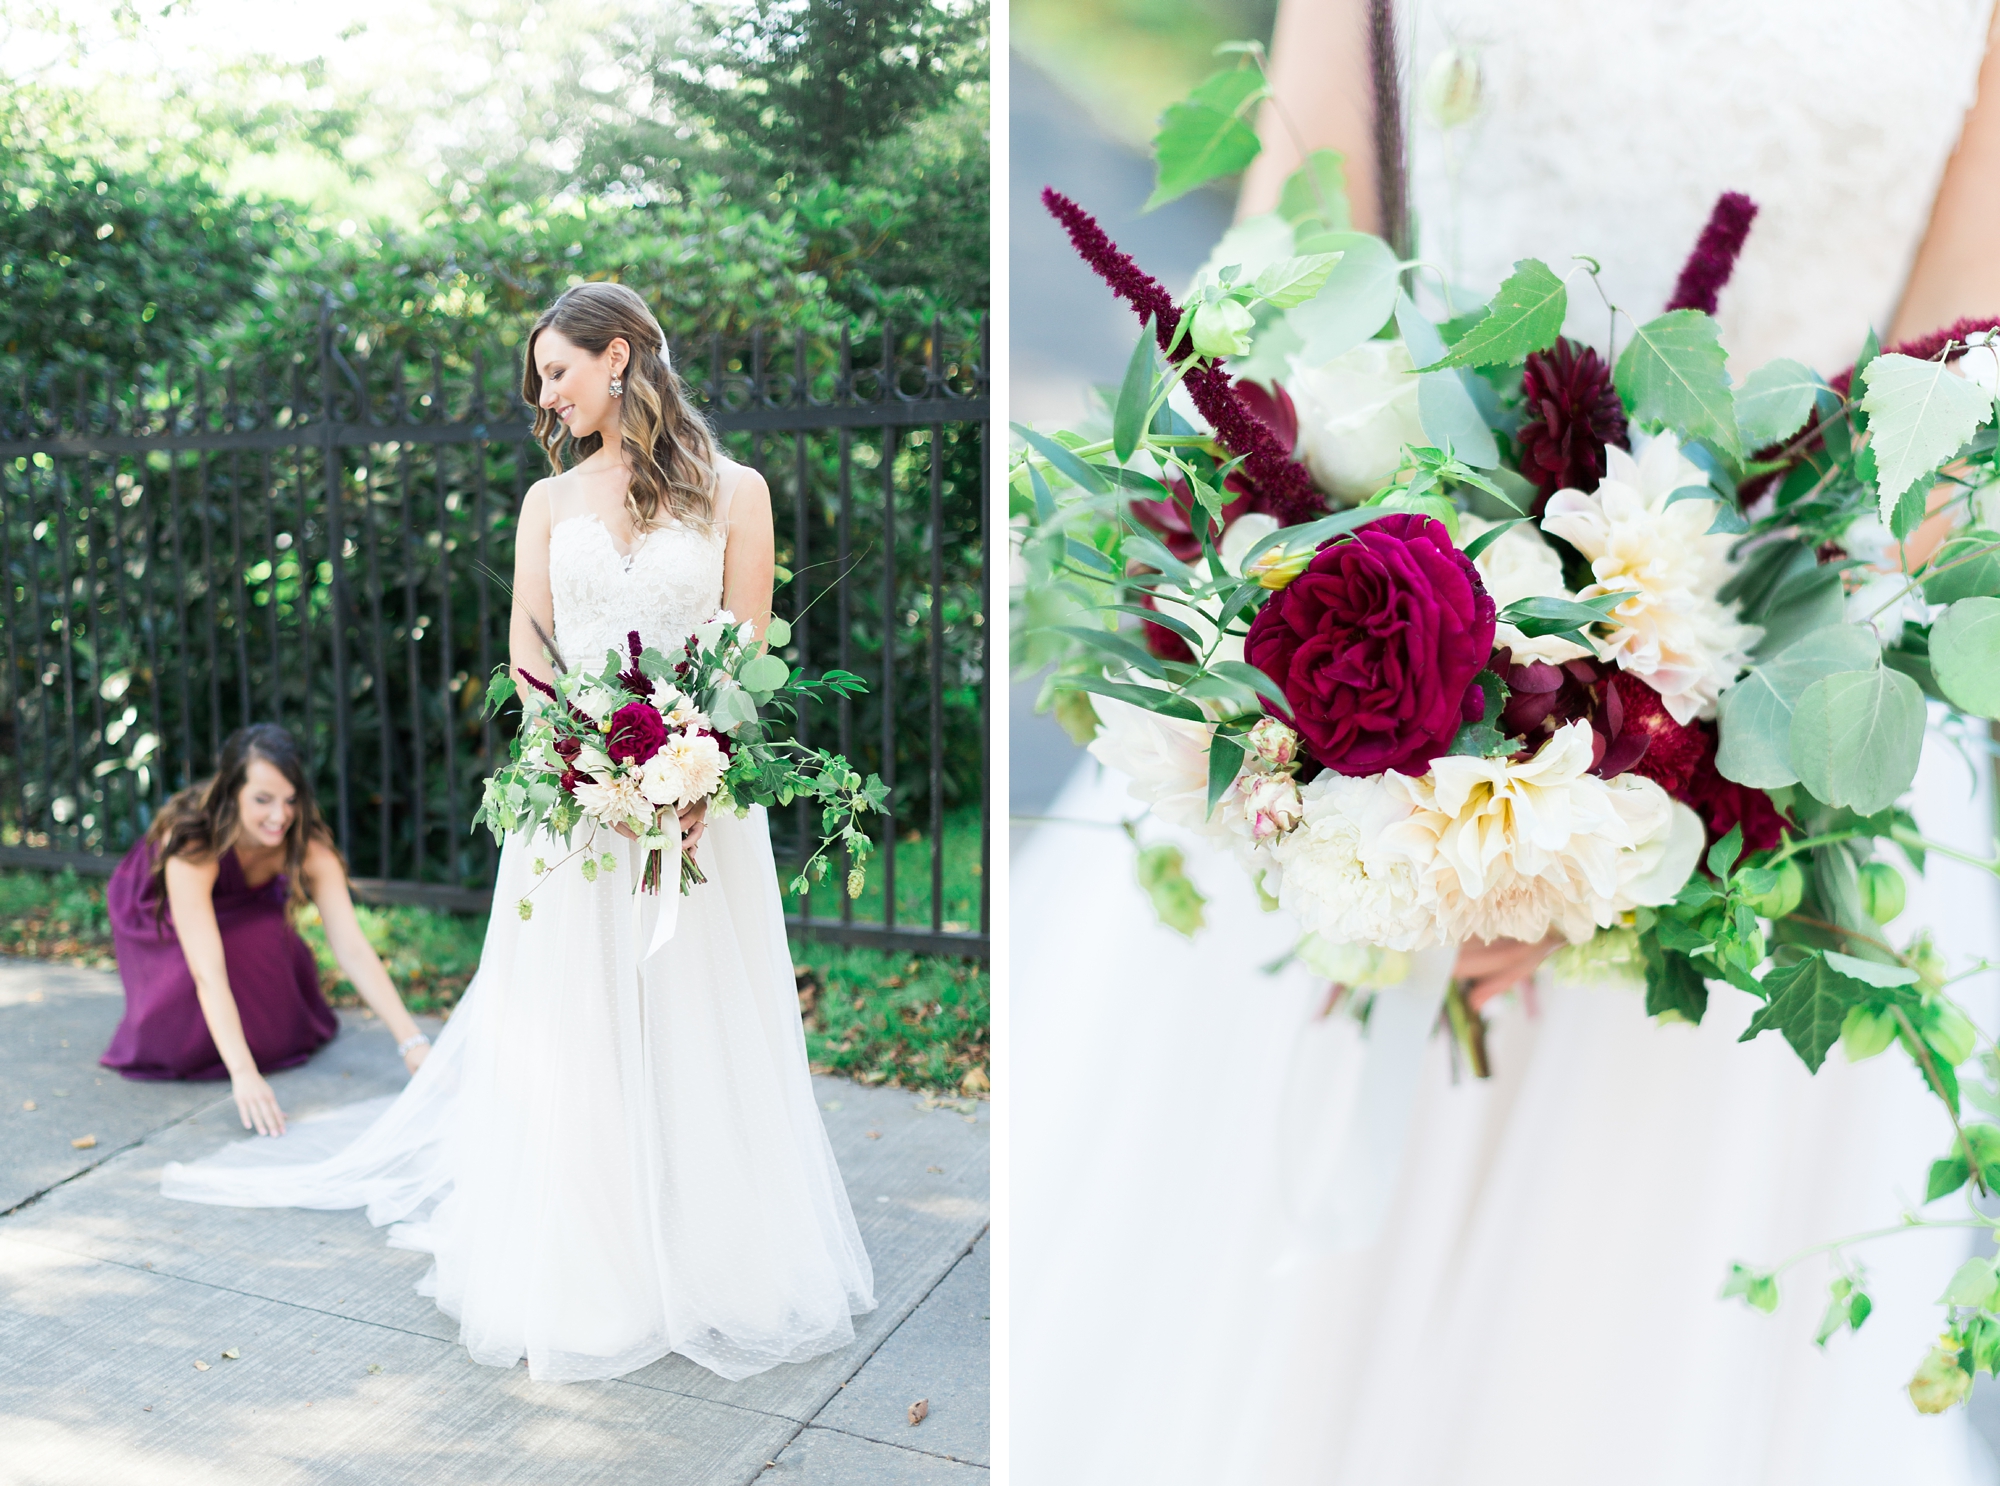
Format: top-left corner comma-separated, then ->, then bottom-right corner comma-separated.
1822,950 -> 1921,988
1715,624 -> 1883,788
1395,295 -> 1500,469
1932,595 -> 2000,717
762,616 -> 792,648
1135,841 -> 1207,936
1923,528 -> 2000,605
1734,358 -> 1822,450
1461,518 -> 1530,562
1064,674 -> 1206,723
1788,666 -> 1926,814
1285,232 -> 1402,366
1614,309 -> 1740,457
739,653 -> 790,693
1013,424 -> 1109,494
1859,352 -> 1996,519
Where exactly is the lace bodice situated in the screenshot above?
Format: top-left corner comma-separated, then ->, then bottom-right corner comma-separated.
1407,0 -> 1995,371
548,512 -> 726,677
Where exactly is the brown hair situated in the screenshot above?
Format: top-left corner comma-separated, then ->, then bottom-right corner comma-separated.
145,723 -> 337,922
522,282 -> 720,533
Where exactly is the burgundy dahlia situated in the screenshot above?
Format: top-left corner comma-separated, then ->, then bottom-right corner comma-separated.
606,701 -> 667,766
1243,513 -> 1496,777
1612,673 -> 1708,794
1516,339 -> 1628,509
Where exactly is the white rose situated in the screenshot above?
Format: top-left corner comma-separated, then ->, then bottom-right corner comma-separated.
568,680 -> 620,724
1286,340 -> 1427,503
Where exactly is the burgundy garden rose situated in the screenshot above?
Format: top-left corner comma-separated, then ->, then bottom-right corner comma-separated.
606,701 -> 668,766
1243,513 -> 1497,777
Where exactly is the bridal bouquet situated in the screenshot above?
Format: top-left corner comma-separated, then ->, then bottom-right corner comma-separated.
476,613 -> 887,917
1014,46 -> 2000,1409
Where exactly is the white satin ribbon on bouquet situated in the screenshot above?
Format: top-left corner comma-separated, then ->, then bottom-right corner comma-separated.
1269,940 -> 1459,1267
641,834 -> 706,962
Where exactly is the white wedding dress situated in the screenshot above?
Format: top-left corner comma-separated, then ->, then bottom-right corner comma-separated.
161,463 -> 874,1383
1013,1 -> 2000,1480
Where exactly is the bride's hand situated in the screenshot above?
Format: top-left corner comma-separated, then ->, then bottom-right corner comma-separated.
678,799 -> 708,854
403,1041 -> 431,1074
230,1067 -> 287,1137
1455,935 -> 1562,1013
613,822 -> 638,841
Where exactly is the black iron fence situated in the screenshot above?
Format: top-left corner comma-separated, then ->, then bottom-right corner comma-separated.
0,304 -> 989,958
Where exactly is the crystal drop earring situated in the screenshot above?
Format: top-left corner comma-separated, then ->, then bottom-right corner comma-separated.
609,374 -> 625,398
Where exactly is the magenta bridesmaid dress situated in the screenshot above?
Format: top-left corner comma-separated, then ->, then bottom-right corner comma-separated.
100,840 -> 339,1081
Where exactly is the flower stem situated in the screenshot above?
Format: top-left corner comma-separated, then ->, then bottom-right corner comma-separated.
1891,824 -> 2000,877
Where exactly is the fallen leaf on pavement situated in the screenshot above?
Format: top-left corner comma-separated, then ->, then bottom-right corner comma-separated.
927,1166 -> 943,1174
866,1130 -> 882,1140
908,1399 -> 929,1426
367,1363 -> 383,1375
192,1360 -> 209,1372
221,1349 -> 240,1360
21,1101 -> 34,1111
71,1135 -> 96,1149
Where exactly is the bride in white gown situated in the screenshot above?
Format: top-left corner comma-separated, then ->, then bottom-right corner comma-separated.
1014,1 -> 2000,1480
161,281 -> 873,1384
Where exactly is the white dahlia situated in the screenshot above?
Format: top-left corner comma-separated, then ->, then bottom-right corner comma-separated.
572,772 -> 652,832
1272,772 -> 1435,951
1540,432 -> 1761,722
1377,722 -> 1683,945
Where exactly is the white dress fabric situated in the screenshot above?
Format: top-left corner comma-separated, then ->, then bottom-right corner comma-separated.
1013,2 -> 2000,1480
162,466 -> 874,1383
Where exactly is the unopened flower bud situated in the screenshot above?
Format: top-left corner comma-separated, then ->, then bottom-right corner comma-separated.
1421,47 -> 1482,129
1246,716 -> 1300,771
1243,774 -> 1303,842
1190,298 -> 1255,360
1248,546 -> 1312,590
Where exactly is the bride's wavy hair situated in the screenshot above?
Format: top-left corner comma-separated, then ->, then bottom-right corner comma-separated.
522,282 -> 720,532
144,723 -> 337,923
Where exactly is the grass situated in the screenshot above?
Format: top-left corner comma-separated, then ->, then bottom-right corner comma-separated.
0,868 -> 988,1095
783,806 -> 986,934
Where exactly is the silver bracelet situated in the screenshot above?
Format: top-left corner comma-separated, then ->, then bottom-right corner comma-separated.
396,1033 -> 431,1057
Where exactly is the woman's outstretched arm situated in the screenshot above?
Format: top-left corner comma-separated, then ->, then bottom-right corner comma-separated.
163,855 -> 287,1135
1891,6 -> 2000,341
1237,0 -> 1374,226
509,478 -> 558,693
302,838 -> 430,1072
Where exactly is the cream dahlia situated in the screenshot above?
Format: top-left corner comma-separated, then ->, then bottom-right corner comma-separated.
1272,772 -> 1434,950
1540,432 -> 1761,721
1465,518 -> 1592,665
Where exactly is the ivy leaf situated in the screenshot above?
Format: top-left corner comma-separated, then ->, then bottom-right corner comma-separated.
1146,69 -> 1266,210
1859,352 -> 1996,521
1640,932 -> 1709,1024
1733,358 -> 1822,450
1286,231 -> 1401,366
1739,951 -> 1886,1072
1253,251 -> 1345,311
1614,309 -> 1741,457
1420,259 -> 1567,370
1277,148 -> 1351,232
1787,666 -> 1926,814
1722,1264 -> 1780,1314
1931,596 -> 2000,718
1714,624 -> 1883,788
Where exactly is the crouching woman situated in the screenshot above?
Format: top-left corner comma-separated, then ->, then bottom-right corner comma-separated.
100,723 -> 432,1136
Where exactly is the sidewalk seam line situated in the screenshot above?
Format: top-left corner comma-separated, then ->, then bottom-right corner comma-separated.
0,1091 -> 235,1219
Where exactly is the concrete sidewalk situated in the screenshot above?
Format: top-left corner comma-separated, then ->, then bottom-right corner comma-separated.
0,958 -> 989,1485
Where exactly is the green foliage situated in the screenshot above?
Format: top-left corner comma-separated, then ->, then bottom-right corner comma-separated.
1859,352 -> 1996,520
1787,665 -> 1927,815
1740,950 -> 1916,1073
1733,358 -> 1821,451
1285,231 -> 1401,365
1931,597 -> 2000,718
1640,932 -> 1709,1023
1714,624 -> 1882,789
664,0 -> 987,185
1146,65 -> 1266,209
1276,149 -> 1350,235
1136,841 -> 1206,937
1614,309 -> 1740,457
1424,259 -> 1567,371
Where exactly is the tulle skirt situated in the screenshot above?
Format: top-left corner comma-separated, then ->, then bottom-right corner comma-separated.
162,805 -> 874,1383
1012,725 -> 2000,1483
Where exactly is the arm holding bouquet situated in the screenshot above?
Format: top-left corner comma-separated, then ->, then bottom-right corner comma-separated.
1014,43 -> 2000,1411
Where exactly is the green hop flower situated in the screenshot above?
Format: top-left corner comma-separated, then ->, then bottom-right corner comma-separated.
517,899 -> 533,921
581,857 -> 598,883
600,852 -> 618,873
847,866 -> 865,899
532,857 -> 547,876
